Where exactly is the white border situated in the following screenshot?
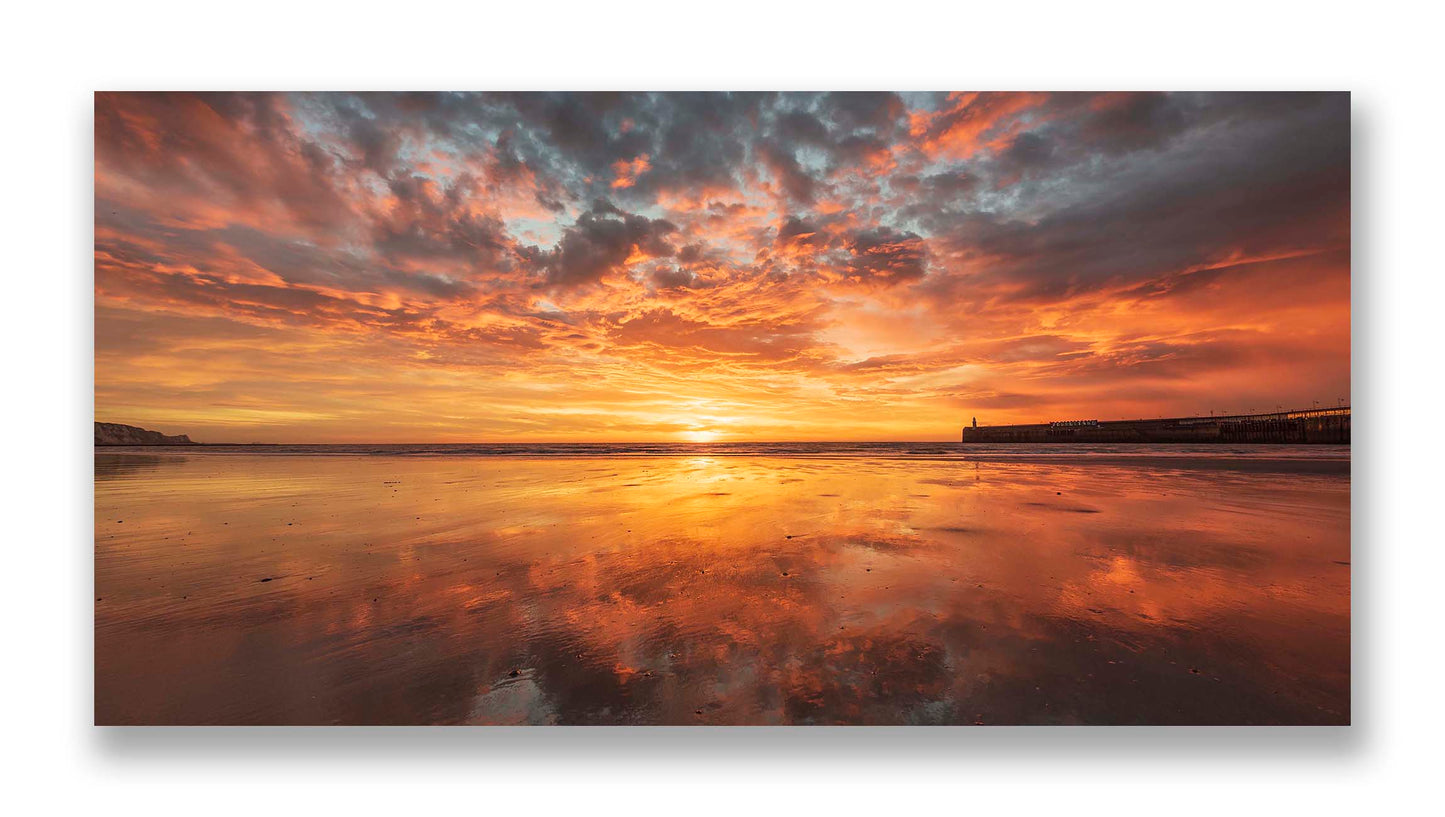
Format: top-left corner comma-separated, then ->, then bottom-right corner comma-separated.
4,0 -> 1442,811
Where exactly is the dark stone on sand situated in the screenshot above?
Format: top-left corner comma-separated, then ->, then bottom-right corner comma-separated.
258,577 -> 273,583
509,669 -> 520,677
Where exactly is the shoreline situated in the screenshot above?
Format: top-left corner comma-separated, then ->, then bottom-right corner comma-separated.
96,445 -> 1351,476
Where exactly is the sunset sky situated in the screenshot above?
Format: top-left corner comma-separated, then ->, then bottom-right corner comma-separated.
95,92 -> 1349,443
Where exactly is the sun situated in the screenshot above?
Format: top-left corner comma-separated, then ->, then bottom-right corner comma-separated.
683,429 -> 720,442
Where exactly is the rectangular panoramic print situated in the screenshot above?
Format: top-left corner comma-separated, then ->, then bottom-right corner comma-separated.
95,92 -> 1350,725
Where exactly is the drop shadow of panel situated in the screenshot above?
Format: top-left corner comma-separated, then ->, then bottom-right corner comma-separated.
1347,90 -> 1369,751
92,722 -> 1361,766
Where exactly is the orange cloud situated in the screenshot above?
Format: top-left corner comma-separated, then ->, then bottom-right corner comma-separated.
610,154 -> 651,188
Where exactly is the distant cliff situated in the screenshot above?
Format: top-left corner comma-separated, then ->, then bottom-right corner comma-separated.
94,422 -> 198,446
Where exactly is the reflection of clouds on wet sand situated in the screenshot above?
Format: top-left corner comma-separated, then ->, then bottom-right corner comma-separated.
95,452 -> 1349,724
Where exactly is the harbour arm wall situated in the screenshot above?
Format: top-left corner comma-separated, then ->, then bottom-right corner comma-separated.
962,407 -> 1350,444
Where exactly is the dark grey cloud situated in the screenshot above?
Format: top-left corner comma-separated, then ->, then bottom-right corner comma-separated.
527,200 -> 677,287
650,267 -> 697,290
373,174 -> 513,272
845,227 -> 928,285
776,216 -> 822,246
918,92 -> 1349,302
756,140 -> 819,203
1003,131 -> 1055,167
820,92 -> 906,133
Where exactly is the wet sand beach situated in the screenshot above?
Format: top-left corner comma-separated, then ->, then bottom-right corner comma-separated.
95,446 -> 1349,725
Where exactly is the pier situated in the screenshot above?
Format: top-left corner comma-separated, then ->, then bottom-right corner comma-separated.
962,406 -> 1350,444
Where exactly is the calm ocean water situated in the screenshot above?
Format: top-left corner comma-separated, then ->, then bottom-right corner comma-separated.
98,441 -> 1351,459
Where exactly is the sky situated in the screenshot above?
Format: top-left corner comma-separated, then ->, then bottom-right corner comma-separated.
95,92 -> 1350,443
